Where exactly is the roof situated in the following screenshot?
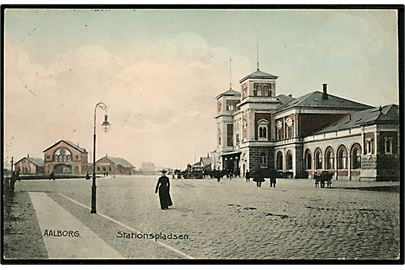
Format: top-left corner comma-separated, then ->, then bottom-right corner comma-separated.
239,69 -> 278,83
216,88 -> 241,99
315,104 -> 399,134
103,156 -> 134,168
43,140 -> 87,154
200,157 -> 212,166
277,91 -> 372,113
275,94 -> 295,107
15,157 -> 44,167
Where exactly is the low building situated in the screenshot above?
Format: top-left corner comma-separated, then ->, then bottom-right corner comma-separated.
15,155 -> 44,175
95,155 -> 135,175
43,140 -> 88,175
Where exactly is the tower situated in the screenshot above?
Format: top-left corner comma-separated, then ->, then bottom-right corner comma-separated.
238,65 -> 280,176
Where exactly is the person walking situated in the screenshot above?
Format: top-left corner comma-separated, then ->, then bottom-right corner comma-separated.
270,169 -> 277,188
155,170 -> 173,210
253,171 -> 265,187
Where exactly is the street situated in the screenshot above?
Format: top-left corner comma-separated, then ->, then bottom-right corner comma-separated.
5,176 -> 400,260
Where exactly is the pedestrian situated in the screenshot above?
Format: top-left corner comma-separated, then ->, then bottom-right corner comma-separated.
50,171 -> 55,181
253,171 -> 265,187
10,171 -> 16,194
245,170 -> 250,182
270,169 -> 277,188
216,170 -> 222,182
155,170 -> 173,210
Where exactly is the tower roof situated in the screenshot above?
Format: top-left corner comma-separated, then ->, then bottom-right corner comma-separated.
239,69 -> 278,83
216,89 -> 241,99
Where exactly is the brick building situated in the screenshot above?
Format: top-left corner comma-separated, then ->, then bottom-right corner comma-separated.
95,155 -> 135,175
214,66 -> 399,181
14,155 -> 44,175
43,140 -> 89,175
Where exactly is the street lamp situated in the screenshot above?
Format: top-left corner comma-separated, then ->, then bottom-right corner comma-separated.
91,102 -> 110,214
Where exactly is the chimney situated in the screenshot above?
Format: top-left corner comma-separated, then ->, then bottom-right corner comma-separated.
27,154 -> 29,158
322,83 -> 328,100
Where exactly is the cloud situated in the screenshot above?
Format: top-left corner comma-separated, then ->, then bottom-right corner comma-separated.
4,33 -> 251,168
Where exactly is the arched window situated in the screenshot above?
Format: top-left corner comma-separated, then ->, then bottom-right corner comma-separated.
276,152 -> 283,170
258,120 -> 269,140
286,118 -> 294,138
276,120 -> 283,140
53,147 -> 72,162
305,149 -> 312,170
286,151 -> 293,170
314,148 -> 323,170
325,147 -> 334,170
351,144 -> 362,169
337,145 -> 348,169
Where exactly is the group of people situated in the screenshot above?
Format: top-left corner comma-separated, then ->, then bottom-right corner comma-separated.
245,170 -> 277,188
154,168 -> 280,211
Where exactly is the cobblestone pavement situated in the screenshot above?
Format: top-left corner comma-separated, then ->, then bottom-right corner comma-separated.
13,176 -> 400,260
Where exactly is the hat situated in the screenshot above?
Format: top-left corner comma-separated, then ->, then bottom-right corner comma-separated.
161,169 -> 168,173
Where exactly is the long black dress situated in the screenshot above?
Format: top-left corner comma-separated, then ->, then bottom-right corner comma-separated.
155,175 -> 173,209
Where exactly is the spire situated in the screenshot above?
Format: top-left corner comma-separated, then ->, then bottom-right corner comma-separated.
229,57 -> 232,89
256,31 -> 260,71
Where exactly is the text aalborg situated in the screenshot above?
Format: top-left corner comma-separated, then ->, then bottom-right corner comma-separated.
116,231 -> 189,241
43,229 -> 80,237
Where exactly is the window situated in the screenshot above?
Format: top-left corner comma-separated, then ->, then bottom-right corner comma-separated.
253,88 -> 258,96
46,155 -> 50,160
97,166 -> 100,171
305,151 -> 312,170
236,133 -> 240,145
218,128 -> 221,145
286,118 -> 294,138
385,137 -> 393,154
315,149 -> 322,170
260,153 -> 267,168
227,124 -> 233,146
352,145 -> 361,169
53,147 -> 72,163
103,166 -> 106,171
76,155 -> 79,160
338,147 -> 347,169
109,166 -> 112,171
276,121 -> 283,140
366,139 -> 373,154
286,151 -> 293,170
325,148 -> 334,170
258,120 -> 269,140
276,152 -> 283,170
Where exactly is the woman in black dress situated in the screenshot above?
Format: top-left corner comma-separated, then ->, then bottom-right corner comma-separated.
155,170 -> 173,210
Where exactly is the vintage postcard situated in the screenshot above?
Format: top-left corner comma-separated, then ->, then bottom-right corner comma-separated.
2,6 -> 402,263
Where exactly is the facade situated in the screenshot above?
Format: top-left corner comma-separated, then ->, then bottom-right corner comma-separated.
43,140 -> 89,175
14,155 -> 44,175
215,67 -> 399,181
95,155 -> 135,175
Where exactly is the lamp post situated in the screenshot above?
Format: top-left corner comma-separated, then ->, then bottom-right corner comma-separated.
91,102 -> 110,214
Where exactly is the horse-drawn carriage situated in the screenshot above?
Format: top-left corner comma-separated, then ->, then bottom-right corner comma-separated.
314,171 -> 333,188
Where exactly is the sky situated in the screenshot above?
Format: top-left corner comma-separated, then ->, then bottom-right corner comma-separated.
3,8 -> 399,169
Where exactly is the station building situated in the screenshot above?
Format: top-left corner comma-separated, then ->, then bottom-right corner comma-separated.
43,140 -> 89,175
95,155 -> 135,175
214,66 -> 399,181
14,155 -> 44,175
